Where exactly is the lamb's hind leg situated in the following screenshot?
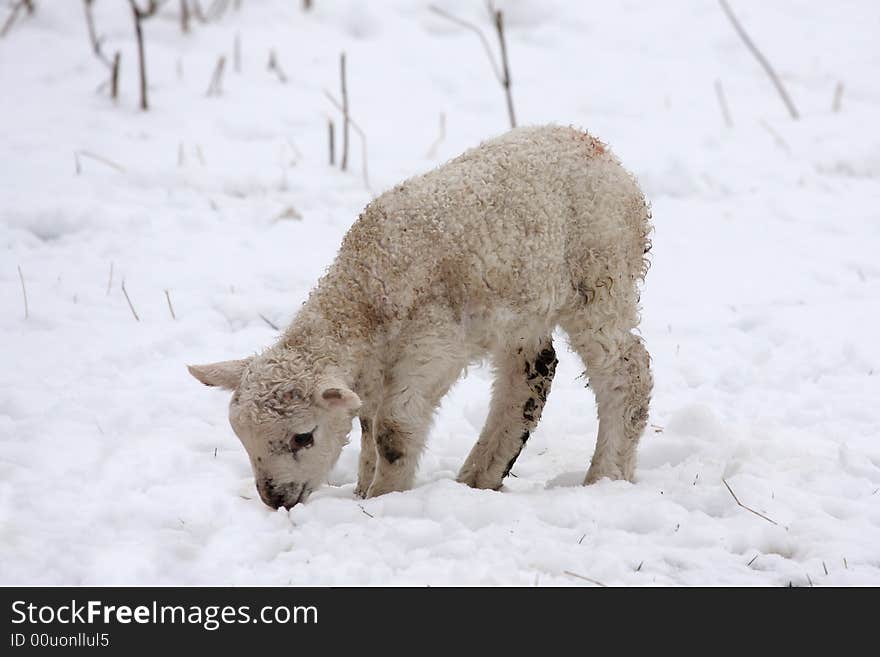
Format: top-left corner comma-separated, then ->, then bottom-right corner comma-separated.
457,337 -> 557,490
564,322 -> 652,484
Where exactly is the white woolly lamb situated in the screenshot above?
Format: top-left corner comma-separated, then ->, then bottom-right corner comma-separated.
189,125 -> 653,509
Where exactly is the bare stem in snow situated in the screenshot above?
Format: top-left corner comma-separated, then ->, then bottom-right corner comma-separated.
233,31 -> 241,73
339,52 -> 350,172
106,261 -> 114,295
832,82 -> 844,113
426,111 -> 446,158
110,51 -> 121,100
1,0 -> 34,39
719,0 -> 799,120
429,3 -> 516,127
74,150 -> 126,175
128,0 -> 161,111
121,279 -> 140,322
164,289 -> 176,320
267,49 -> 287,83
429,5 -> 502,82
259,313 -> 279,330
324,90 -> 371,191
563,570 -> 607,587
328,119 -> 335,166
492,7 -> 516,127
206,55 -> 226,96
17,265 -> 28,319
714,79 -> 733,128
83,0 -> 112,68
722,478 -> 779,526
759,119 -> 790,153
180,0 -> 190,33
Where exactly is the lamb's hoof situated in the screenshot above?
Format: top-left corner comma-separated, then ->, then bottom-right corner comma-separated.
365,480 -> 406,498
457,469 -> 502,491
584,466 -> 625,485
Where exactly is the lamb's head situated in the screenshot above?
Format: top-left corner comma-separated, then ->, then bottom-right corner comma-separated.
187,350 -> 361,509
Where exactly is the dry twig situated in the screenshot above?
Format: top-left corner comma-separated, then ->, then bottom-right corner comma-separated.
324,91 -> 370,190
128,0 -> 162,111
74,150 -> 126,175
339,52 -> 349,171
1,0 -> 34,39
206,55 -> 226,96
328,119 -> 335,166
83,0 -> 112,68
832,82 -> 844,113
719,0 -> 799,119
164,289 -> 176,320
715,79 -> 733,128
259,313 -> 279,330
17,265 -> 28,319
267,49 -> 287,83
563,570 -> 607,587
426,112 -> 446,158
429,3 -> 516,127
722,478 -> 779,526
121,279 -> 140,322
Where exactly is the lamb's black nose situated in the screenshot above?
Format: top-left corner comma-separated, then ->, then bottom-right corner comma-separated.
257,480 -> 304,510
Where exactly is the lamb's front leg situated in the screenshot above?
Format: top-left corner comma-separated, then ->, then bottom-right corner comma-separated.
354,417 -> 377,498
366,414 -> 431,498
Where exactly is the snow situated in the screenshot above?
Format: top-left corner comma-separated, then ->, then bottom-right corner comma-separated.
2,0 -> 879,586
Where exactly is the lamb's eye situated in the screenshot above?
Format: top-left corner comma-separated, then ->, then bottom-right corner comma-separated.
290,429 -> 315,450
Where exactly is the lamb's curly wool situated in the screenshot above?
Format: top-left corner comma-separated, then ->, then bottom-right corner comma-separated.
190,124 -> 653,508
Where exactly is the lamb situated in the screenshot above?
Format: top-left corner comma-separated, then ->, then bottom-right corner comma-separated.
188,125 -> 653,510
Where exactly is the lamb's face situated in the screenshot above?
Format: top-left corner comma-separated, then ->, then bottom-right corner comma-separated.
188,356 -> 361,509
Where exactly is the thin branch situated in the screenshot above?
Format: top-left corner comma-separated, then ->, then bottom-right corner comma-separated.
110,51 -> 121,100
128,0 -> 153,111
0,0 -> 31,39
180,0 -> 190,33
339,52 -> 349,172
563,570 -> 607,587
259,313 -> 279,330
83,0 -> 112,68
205,55 -> 226,96
714,79 -> 733,128
718,0 -> 799,120
759,119 -> 790,153
17,265 -> 28,319
121,279 -> 140,322
74,150 -> 126,174
428,5 -> 502,83
426,112 -> 446,158
233,31 -> 241,73
832,82 -> 843,113
106,261 -> 114,295
357,504 -> 374,519
492,8 -> 516,127
267,49 -> 287,83
328,118 -> 335,166
722,478 -> 779,526
164,289 -> 176,320
324,91 -> 371,190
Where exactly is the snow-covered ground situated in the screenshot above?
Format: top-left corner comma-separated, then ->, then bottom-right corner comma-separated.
2,0 -> 879,586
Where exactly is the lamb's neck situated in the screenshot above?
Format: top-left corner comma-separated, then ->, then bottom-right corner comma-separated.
278,287 -> 375,386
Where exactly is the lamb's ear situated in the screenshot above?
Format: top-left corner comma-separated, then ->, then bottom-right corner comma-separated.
315,383 -> 361,412
187,359 -> 250,390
